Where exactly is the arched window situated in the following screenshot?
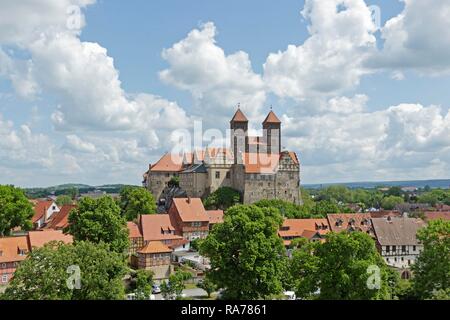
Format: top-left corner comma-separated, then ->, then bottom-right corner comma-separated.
401,270 -> 411,280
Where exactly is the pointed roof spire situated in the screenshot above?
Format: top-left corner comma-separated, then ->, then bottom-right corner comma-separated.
263,110 -> 281,124
230,104 -> 248,123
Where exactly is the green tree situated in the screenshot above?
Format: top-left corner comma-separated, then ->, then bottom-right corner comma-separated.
254,199 -> 317,219
134,270 -> 154,300
412,219 -> 450,299
203,187 -> 241,210
381,195 -> 404,210
200,204 -> 286,300
168,176 -> 180,188
417,192 -> 439,207
2,241 -> 127,300
0,185 -> 34,236
197,276 -> 217,298
315,232 -> 391,299
66,187 -> 79,200
289,239 -> 321,299
161,271 -> 192,300
65,196 -> 129,254
317,185 -> 352,203
386,186 -> 403,197
119,186 -> 156,221
56,195 -> 73,206
313,200 -> 340,216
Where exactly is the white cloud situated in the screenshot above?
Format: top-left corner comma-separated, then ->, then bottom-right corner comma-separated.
65,134 -> 96,153
160,22 -> 266,122
264,0 -> 377,101
369,0 -> 450,75
284,102 -> 450,183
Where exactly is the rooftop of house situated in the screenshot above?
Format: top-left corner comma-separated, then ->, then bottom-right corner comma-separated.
172,198 -> 209,222
327,213 -> 373,234
371,217 -> 426,246
27,230 -> 73,249
0,236 -> 29,263
423,211 -> 450,221
167,238 -> 190,250
206,210 -> 224,225
137,241 -> 172,254
32,200 -> 57,223
278,219 -> 330,245
127,221 -> 142,238
45,204 -> 76,230
263,110 -> 282,124
139,214 -> 183,242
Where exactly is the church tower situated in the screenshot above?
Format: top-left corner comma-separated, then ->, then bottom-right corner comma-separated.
262,110 -> 281,154
230,107 -> 248,164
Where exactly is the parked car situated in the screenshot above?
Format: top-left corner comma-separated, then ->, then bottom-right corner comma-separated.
152,284 -> 161,294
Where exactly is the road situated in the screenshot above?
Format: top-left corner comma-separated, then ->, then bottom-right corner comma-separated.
153,288 -> 208,300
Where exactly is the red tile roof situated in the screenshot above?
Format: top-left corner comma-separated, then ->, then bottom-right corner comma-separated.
138,241 -> 172,254
206,210 -> 224,224
242,153 -> 279,174
424,212 -> 450,221
27,230 -> 73,249
45,205 -> 76,230
172,198 -> 209,222
327,213 -> 373,234
288,151 -> 299,165
32,200 -> 55,223
150,153 -> 184,172
0,236 -> 29,263
278,219 -> 330,239
230,109 -> 248,122
263,111 -> 281,124
127,221 -> 142,238
167,238 -> 190,250
139,214 -> 183,242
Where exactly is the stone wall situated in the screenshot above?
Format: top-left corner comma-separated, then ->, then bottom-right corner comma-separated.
180,172 -> 208,199
147,172 -> 179,200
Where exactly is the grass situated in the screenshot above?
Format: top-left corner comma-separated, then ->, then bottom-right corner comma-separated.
184,283 -> 198,290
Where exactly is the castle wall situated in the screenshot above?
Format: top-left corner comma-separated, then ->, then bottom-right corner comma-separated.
207,166 -> 233,194
180,172 -> 208,198
147,172 -> 179,200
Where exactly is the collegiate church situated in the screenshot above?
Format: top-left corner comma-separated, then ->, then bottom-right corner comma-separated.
143,108 -> 301,205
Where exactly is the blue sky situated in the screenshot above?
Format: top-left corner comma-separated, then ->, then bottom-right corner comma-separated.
1,0 -> 450,187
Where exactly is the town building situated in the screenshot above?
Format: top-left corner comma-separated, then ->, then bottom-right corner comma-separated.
134,241 -> 173,280
168,198 -> 210,241
327,213 -> 374,236
278,219 -> 330,246
0,230 -> 73,284
0,236 -> 29,284
143,109 -> 301,205
32,200 -> 60,229
45,204 -> 76,230
372,217 -> 426,278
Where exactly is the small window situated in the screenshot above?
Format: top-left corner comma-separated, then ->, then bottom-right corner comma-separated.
226,172 -> 230,179
386,246 -> 390,252
413,245 -> 416,251
215,172 -> 220,179
1,263 -> 6,269
1,275 -> 8,283
402,245 -> 406,252
392,246 -> 396,252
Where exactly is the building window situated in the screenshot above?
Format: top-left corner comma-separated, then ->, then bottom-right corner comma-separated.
413,245 -> 416,251
1,275 -> 8,283
386,246 -> 390,253
1,263 -> 6,269
392,246 -> 396,252
402,245 -> 406,253
226,172 -> 230,179
215,172 -> 220,179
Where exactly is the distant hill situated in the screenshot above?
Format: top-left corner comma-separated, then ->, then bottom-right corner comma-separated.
24,183 -> 139,199
304,179 -> 450,190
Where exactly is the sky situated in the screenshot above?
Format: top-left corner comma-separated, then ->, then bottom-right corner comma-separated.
1,0 -> 450,187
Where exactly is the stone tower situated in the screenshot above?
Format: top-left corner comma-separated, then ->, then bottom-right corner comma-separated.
262,111 -> 281,154
230,108 -> 248,164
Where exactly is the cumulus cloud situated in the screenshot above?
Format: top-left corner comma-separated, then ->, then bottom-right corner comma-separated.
284,103 -> 450,183
160,22 -> 266,123
369,0 -> 450,75
264,0 -> 377,101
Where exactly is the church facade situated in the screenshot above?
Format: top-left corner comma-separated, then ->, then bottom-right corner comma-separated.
143,109 -> 301,205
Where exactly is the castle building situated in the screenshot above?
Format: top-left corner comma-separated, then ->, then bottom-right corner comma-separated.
143,109 -> 301,204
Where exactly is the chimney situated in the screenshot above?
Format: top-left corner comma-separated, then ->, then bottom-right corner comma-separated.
149,164 -> 152,171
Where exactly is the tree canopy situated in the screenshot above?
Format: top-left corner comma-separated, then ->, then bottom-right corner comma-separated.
200,204 -> 286,300
412,219 -> 450,299
203,187 -> 241,210
0,185 -> 34,236
65,196 -> 129,254
56,195 -> 73,206
119,186 -> 156,221
381,195 -> 404,210
289,232 -> 393,300
2,241 -> 127,300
